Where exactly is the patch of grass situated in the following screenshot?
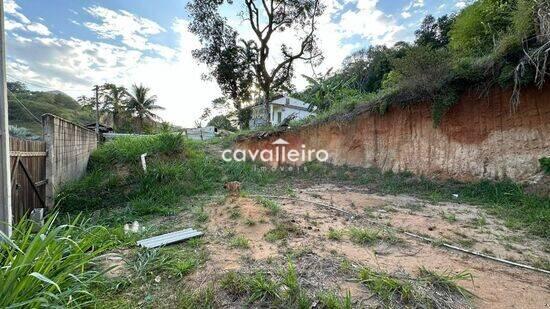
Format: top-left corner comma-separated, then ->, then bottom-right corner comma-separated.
245,218 -> 256,226
317,291 -> 353,309
58,134 -> 276,227
348,227 -> 382,245
440,211 -> 457,223
418,267 -> 475,299
358,267 -> 416,305
540,157 -> 550,174
179,285 -> 217,309
257,197 -> 281,215
469,215 -> 488,227
230,235 -> 250,249
403,203 -> 425,211
327,228 -> 344,241
127,249 -> 172,281
229,207 -> 241,219
193,207 -> 209,223
264,222 -> 299,242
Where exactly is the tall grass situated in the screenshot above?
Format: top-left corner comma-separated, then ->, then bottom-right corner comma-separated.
58,133 -> 275,226
0,213 -> 110,307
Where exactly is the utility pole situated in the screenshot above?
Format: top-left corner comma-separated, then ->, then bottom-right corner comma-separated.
94,85 -> 99,136
0,0 -> 12,237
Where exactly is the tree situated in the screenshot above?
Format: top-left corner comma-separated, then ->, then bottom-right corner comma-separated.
415,14 -> 455,49
188,0 -> 324,125
101,84 -> 127,132
207,115 -> 236,131
126,84 -> 164,133
7,82 -> 27,93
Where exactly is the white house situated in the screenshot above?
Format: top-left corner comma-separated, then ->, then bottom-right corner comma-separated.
249,95 -> 314,128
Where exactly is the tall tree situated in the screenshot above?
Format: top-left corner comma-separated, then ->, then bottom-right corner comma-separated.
126,84 -> 164,133
415,14 -> 455,49
188,0 -> 324,125
102,83 -> 127,132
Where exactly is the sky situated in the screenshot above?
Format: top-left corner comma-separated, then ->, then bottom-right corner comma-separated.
4,0 -> 469,127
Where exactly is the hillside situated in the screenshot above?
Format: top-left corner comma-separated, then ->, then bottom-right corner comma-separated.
7,82 -> 94,136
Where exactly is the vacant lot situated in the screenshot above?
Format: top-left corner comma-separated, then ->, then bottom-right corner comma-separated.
51,135 -> 548,308
96,181 -> 549,308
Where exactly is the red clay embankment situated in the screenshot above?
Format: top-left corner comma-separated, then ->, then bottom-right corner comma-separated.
236,86 -> 550,182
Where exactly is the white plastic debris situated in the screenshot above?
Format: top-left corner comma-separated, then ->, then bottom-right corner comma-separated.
141,153 -> 148,172
452,194 -> 459,198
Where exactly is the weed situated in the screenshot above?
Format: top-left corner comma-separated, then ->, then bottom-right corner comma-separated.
127,249 -> 171,281
258,197 -> 281,215
358,267 -> 416,304
220,271 -> 248,297
418,267 -> 475,299
245,218 -> 257,226
229,208 -> 241,219
179,285 -> 217,309
470,215 -> 488,227
193,207 -> 209,223
440,211 -> 457,223
327,228 -> 344,241
403,203 -> 425,211
348,227 -> 381,245
246,272 -> 281,303
317,291 -> 353,309
264,222 -> 298,242
230,235 -> 250,249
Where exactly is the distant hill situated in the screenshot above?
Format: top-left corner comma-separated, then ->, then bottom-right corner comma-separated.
7,82 -> 94,136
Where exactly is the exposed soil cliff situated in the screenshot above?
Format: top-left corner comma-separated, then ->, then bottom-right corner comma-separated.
236,86 -> 550,182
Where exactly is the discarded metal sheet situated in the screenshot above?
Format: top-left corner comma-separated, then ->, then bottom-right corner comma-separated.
137,228 -> 203,248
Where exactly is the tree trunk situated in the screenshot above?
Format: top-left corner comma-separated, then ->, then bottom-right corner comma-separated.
263,89 -> 271,126
139,114 -> 144,133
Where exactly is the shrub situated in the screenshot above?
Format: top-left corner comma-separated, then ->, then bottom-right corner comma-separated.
540,157 -> 550,174
0,214 -> 110,307
449,0 -> 516,58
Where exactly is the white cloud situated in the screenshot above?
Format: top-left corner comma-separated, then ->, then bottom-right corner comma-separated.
4,0 -> 50,36
6,11 -> 219,127
401,11 -> 412,18
456,1 -> 467,9
26,23 -> 51,36
84,6 -> 165,50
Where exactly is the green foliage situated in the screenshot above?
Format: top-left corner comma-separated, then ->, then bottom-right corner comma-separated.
540,157 -> 550,174
7,85 -> 94,135
59,134 -> 275,226
207,115 -> 236,131
230,235 -> 250,249
450,0 -> 516,57
348,227 -> 381,245
358,267 -> 416,304
0,213 -> 110,307
257,197 -> 281,215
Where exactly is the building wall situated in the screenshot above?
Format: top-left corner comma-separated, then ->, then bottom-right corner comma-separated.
237,86 -> 550,182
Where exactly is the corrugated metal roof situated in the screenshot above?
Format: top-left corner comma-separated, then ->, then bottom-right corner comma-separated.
137,228 -> 203,248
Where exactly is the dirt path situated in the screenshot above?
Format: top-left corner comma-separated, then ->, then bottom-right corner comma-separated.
191,182 -> 550,308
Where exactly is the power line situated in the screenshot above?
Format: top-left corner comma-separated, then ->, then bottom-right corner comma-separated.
7,89 -> 42,124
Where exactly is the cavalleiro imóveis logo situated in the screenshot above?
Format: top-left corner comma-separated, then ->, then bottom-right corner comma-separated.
222,138 -> 329,163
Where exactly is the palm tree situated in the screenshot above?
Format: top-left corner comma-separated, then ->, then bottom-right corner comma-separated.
102,83 -> 127,131
126,84 -> 164,133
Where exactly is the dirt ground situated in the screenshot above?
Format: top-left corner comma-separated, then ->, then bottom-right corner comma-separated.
186,182 -> 550,308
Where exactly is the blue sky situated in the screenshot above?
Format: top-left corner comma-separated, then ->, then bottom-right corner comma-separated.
5,0 -> 468,127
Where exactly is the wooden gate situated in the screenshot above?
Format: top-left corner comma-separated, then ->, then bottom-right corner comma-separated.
9,137 -> 47,223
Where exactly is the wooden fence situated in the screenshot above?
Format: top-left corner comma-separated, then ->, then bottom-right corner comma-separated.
7,114 -> 97,223
9,137 -> 47,222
